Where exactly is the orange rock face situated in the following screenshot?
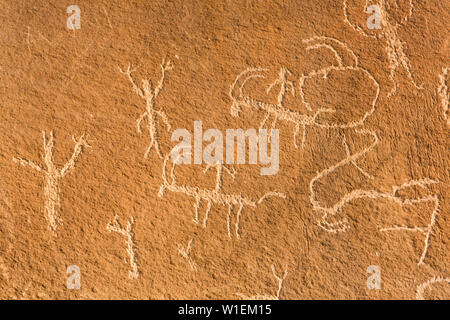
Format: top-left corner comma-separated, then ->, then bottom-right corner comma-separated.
0,0 -> 448,299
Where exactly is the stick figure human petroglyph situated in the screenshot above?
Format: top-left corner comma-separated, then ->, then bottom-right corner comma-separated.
106,215 -> 140,279
343,0 -> 424,97
119,58 -> 173,159
13,131 -> 90,234
416,276 -> 450,300
158,154 -> 285,239
438,67 -> 449,126
177,239 -> 197,272
229,36 -> 380,150
236,265 -> 288,300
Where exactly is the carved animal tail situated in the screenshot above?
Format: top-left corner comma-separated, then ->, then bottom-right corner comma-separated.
258,192 -> 286,204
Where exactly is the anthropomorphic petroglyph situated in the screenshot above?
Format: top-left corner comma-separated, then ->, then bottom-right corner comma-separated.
177,239 -> 197,272
236,265 -> 288,300
106,215 -> 140,279
416,276 -> 450,300
119,58 -> 173,159
229,36 -> 380,150
13,131 -> 90,234
438,67 -> 449,126
158,154 -> 285,239
344,0 -> 424,96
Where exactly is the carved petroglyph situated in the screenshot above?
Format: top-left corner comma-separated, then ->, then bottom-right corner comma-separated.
379,179 -> 440,266
416,276 -> 450,300
309,127 -> 439,265
0,187 -> 13,280
11,282 -> 48,300
343,0 -> 423,96
230,37 -> 380,150
158,154 -> 285,239
177,239 -> 197,272
102,7 -> 114,30
119,58 -> 173,159
300,37 -> 380,124
231,67 -> 334,149
13,131 -> 90,234
25,26 -> 51,55
236,265 -> 288,300
0,256 -> 9,283
295,29 -> 438,268
106,215 -> 140,279
438,67 -> 449,126
310,129 -> 379,233
0,187 -> 11,213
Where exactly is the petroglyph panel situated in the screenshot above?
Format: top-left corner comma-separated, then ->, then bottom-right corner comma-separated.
0,0 -> 448,300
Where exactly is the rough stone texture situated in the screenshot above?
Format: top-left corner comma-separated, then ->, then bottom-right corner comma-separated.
0,0 -> 448,299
